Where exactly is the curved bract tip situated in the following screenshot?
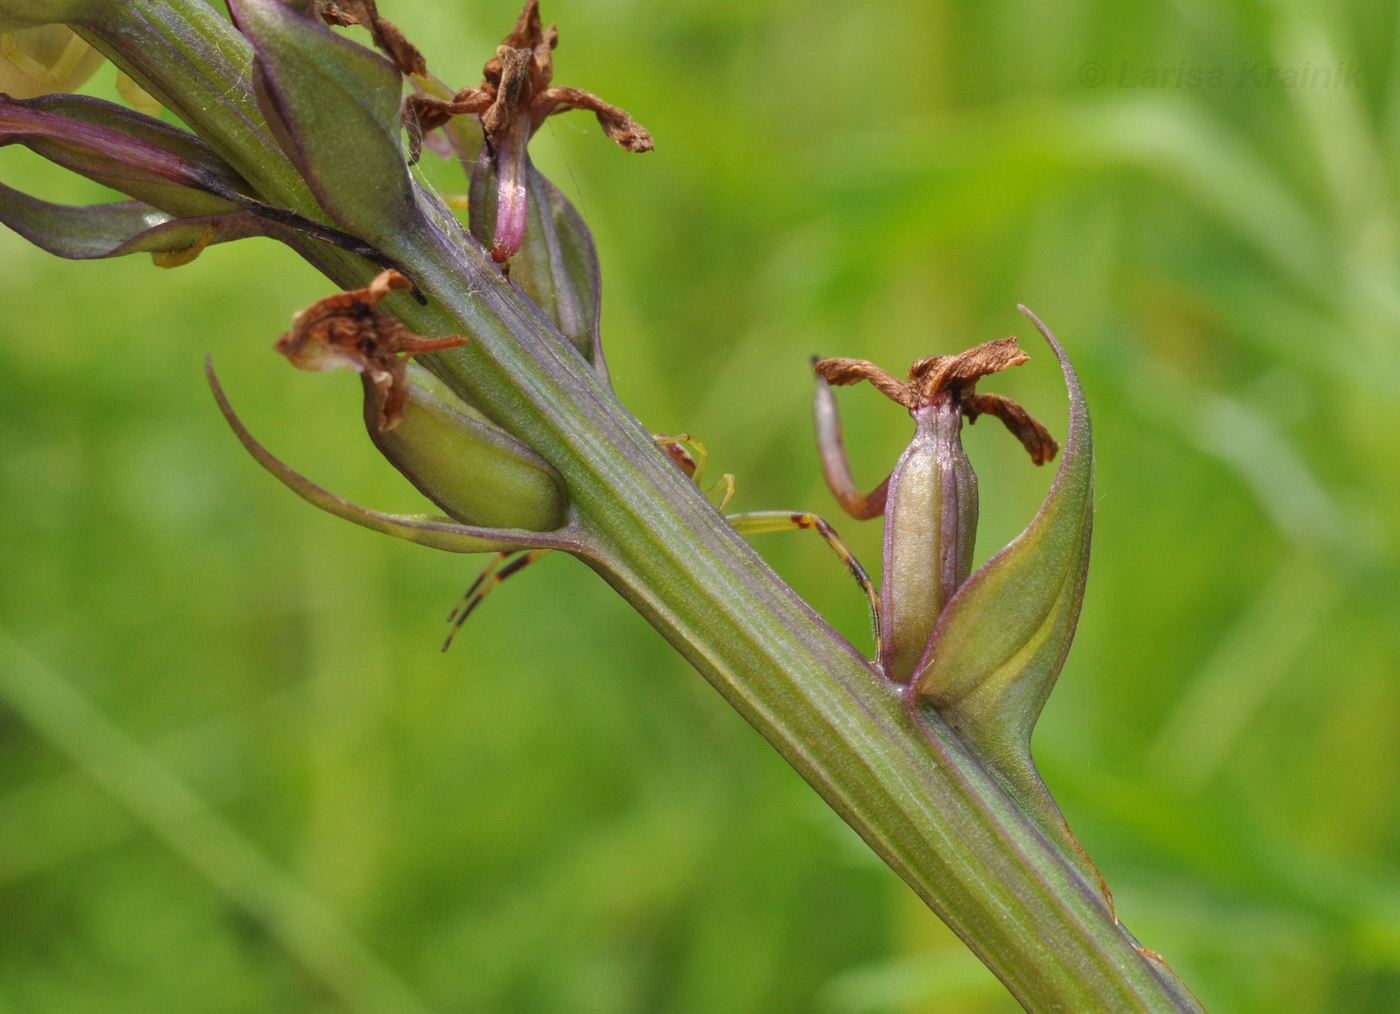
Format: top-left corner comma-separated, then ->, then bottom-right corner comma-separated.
205,356 -> 587,556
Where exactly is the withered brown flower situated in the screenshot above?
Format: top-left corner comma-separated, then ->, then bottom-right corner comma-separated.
812,334 -> 1060,685
405,0 -> 653,262
275,269 -> 468,430
815,338 -> 1058,465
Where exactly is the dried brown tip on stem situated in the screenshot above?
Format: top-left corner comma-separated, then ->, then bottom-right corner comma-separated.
317,0 -> 426,76
496,0 -> 547,51
274,269 -> 468,431
813,337 -> 1057,465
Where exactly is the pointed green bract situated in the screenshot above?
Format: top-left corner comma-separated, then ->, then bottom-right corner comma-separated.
0,93 -> 247,217
912,306 -> 1098,892
230,0 -> 414,243
20,93 -> 243,184
514,166 -> 604,367
0,92 -> 408,270
0,184 -> 408,268
208,359 -> 577,556
539,171 -> 604,368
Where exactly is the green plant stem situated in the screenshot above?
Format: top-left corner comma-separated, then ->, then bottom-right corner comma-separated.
402,232 -> 1203,1013
78,3 -> 1204,1009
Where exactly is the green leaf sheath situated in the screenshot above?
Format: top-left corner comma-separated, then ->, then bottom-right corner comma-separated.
0,91 -> 421,273
73,0 -> 389,289
365,363 -> 570,533
0,186 -> 257,259
0,93 -> 244,216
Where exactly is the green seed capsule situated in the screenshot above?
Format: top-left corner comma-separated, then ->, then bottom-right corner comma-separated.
366,363 -> 569,533
272,269 -> 571,535
880,398 -> 980,683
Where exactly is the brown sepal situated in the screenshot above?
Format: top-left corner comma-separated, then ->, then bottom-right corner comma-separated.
274,270 -> 468,431
963,392 -> 1059,465
907,337 -> 1029,403
813,358 -> 917,408
403,89 -> 492,159
536,86 -> 653,152
316,0 -> 426,76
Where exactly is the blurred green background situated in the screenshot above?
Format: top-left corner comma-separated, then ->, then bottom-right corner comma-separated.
1,0 -> 1398,1010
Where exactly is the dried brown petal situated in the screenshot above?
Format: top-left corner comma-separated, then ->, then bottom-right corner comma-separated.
316,0 -> 426,76
402,87 -> 491,163
813,357 -> 916,408
404,88 -> 491,136
816,338 -> 1056,465
962,392 -> 1059,465
908,337 -> 1029,402
537,86 -> 654,152
404,0 -> 653,263
275,269 -> 468,430
416,0 -> 651,163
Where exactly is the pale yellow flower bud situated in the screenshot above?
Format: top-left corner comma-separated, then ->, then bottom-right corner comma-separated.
0,25 -> 103,98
